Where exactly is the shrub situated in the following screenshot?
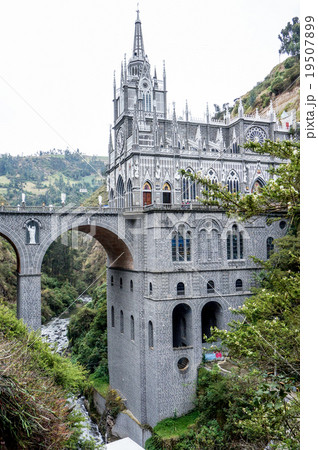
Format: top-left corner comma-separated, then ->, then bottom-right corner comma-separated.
0,303 -> 88,392
270,78 -> 285,95
284,57 -> 295,69
68,282 -> 108,383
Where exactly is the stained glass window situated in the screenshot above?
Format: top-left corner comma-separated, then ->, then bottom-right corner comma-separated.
171,232 -> 177,261
227,225 -> 244,260
227,170 -> 239,193
186,231 -> 191,261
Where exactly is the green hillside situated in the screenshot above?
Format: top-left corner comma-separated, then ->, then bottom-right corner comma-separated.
232,55 -> 300,120
0,149 -> 107,206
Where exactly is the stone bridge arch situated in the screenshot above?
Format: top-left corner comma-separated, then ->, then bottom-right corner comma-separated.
0,225 -> 26,274
35,220 -> 134,274
0,212 -> 135,330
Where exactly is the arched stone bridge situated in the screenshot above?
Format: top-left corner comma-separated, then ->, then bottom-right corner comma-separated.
0,205 -> 135,329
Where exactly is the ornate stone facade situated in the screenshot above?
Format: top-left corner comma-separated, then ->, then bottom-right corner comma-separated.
104,11 -> 290,445
107,12 -> 290,210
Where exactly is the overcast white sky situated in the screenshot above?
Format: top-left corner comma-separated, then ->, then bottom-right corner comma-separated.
0,0 -> 299,157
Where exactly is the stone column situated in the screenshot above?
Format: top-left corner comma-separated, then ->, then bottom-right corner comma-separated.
17,273 -> 42,330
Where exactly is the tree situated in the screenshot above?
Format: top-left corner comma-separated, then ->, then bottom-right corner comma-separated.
278,17 -> 300,58
248,90 -> 256,107
209,233 -> 300,379
182,140 -> 300,378
181,139 -> 299,230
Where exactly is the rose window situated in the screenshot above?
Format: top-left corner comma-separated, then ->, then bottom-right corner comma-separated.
245,127 -> 266,144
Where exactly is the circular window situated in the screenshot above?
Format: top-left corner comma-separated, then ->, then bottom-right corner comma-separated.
279,220 -> 287,229
177,357 -> 189,371
245,126 -> 267,144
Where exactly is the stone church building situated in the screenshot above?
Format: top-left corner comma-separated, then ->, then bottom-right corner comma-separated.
105,10 -> 290,445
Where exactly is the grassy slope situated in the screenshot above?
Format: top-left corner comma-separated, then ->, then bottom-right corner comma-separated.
0,303 -> 90,448
0,152 -> 107,205
82,184 -> 108,207
232,56 -> 300,120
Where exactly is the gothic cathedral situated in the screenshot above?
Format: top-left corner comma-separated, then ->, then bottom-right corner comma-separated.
106,11 -> 290,445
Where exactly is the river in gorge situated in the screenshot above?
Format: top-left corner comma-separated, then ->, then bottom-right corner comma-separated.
41,297 -> 105,448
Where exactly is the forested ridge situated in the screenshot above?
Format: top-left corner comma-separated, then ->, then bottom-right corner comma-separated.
0,147 -> 108,322
0,149 -> 107,206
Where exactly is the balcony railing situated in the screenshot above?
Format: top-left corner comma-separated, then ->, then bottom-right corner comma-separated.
0,202 -> 221,214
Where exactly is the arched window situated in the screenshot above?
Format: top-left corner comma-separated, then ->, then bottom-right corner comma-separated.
143,181 -> 152,206
227,170 -> 239,193
239,231 -> 244,259
199,226 -> 220,262
207,280 -> 215,294
199,229 -> 208,261
173,303 -> 192,347
201,302 -> 222,342
127,179 -> 133,208
111,275 -> 114,286
267,237 -> 274,259
171,232 -> 177,261
182,168 -> 196,201
116,175 -> 125,208
120,277 -> 123,289
186,231 -> 191,261
143,91 -> 152,112
227,234 -> 231,259
252,178 -> 265,193
227,225 -> 244,260
162,182 -> 172,204
111,306 -> 115,327
236,279 -> 243,291
148,321 -> 154,348
120,310 -> 124,333
178,226 -> 185,261
130,315 -> 135,341
232,142 -> 240,154
172,225 -> 191,262
212,229 -> 219,261
130,280 -> 133,292
206,168 -> 218,185
149,282 -> 153,295
177,282 -> 185,296
232,225 -> 238,259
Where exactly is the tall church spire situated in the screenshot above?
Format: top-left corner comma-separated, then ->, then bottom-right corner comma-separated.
128,8 -> 148,79
132,6 -> 145,59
